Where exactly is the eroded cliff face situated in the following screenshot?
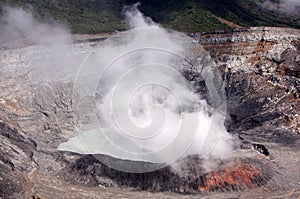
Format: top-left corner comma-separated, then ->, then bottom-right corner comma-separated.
0,28 -> 299,198
196,27 -> 300,134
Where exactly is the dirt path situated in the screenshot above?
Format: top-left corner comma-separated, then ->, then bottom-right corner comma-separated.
215,16 -> 243,29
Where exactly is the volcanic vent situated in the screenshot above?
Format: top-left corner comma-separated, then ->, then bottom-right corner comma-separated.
58,4 -> 274,194
60,152 -> 272,194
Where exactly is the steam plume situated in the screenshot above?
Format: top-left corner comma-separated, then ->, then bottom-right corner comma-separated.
0,6 -> 85,80
0,4 -> 236,173
0,6 -> 71,47
58,3 -> 236,172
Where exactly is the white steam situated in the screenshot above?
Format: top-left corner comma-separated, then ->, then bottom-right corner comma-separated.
262,0 -> 300,16
0,5 -> 236,171
58,3 -> 235,169
0,6 -> 71,47
0,6 -> 85,80
123,2 -> 156,28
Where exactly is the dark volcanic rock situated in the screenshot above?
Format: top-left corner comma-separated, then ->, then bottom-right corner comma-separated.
0,120 -> 36,198
60,154 -> 271,194
0,164 -> 22,198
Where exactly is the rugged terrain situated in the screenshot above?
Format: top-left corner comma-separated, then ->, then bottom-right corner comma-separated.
0,27 -> 300,198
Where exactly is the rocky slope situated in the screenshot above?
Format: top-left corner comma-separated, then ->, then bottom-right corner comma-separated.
0,27 -> 299,198
194,27 -> 300,133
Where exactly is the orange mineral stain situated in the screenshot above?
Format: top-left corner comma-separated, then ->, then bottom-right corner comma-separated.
199,162 -> 264,192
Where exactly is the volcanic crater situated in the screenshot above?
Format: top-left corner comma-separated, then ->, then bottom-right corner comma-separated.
0,27 -> 299,198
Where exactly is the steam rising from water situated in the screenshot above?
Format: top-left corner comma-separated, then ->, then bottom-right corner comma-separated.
0,4 -> 236,173
0,4 -> 235,172
59,4 -> 235,172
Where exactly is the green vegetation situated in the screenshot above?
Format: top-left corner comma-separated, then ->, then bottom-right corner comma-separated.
138,0 -> 231,32
0,0 -> 127,33
135,0 -> 300,31
0,0 -> 299,34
